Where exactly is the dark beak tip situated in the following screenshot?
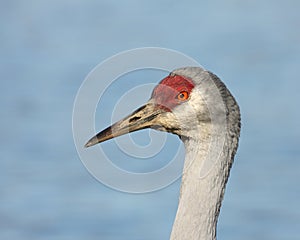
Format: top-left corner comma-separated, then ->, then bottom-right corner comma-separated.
84,137 -> 98,148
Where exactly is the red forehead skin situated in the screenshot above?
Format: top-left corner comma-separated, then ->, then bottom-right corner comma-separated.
151,74 -> 195,111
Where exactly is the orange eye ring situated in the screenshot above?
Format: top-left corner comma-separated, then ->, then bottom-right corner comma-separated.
176,91 -> 189,101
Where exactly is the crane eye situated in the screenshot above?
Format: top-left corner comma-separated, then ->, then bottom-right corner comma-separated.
176,91 -> 189,101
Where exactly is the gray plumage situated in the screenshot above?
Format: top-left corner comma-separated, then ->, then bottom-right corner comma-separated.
85,67 -> 241,240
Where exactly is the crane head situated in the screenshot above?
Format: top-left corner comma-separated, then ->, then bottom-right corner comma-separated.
85,67 -> 218,148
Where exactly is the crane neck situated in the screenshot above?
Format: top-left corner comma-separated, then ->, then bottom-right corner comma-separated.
170,122 -> 239,240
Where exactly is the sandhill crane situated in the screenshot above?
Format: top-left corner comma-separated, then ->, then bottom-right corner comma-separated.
85,67 -> 241,240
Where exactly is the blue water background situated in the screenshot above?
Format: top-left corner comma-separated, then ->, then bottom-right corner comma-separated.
1,1 -> 299,239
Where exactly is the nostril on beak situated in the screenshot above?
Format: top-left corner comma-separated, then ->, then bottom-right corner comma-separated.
129,116 -> 141,123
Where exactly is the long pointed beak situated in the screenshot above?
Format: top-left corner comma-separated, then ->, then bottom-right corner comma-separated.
84,103 -> 164,148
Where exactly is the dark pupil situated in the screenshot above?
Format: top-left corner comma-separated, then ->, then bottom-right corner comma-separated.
179,93 -> 184,98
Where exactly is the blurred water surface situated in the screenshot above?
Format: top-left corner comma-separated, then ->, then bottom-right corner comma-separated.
1,1 -> 300,239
